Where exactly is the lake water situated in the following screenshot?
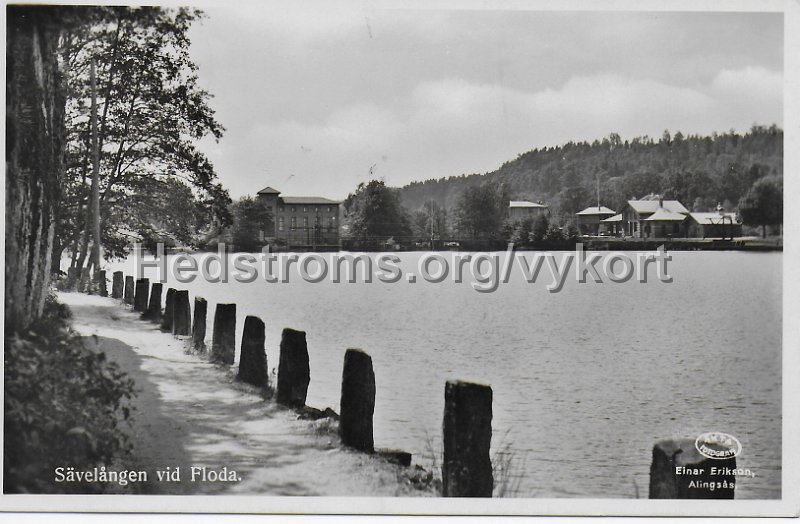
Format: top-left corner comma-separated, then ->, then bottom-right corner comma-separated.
94,250 -> 782,498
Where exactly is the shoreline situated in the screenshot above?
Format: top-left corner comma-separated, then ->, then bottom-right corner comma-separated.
58,291 -> 436,496
127,236 -> 783,258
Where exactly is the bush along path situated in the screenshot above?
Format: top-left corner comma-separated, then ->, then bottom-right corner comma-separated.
56,292 -> 437,496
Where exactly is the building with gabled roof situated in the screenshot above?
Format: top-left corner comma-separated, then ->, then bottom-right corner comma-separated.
508,200 -> 549,221
256,186 -> 341,251
688,209 -> 742,239
575,205 -> 616,235
600,213 -> 624,236
623,195 -> 691,238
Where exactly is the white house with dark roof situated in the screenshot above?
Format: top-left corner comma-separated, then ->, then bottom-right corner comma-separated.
256,186 -> 341,250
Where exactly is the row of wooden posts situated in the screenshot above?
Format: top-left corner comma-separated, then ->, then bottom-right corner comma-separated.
78,270 -> 736,499
109,271 -> 495,497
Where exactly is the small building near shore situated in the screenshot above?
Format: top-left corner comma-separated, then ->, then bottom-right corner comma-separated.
688,210 -> 742,239
257,186 -> 341,251
623,195 -> 690,238
576,206 -> 616,235
508,200 -> 549,221
600,213 -> 624,236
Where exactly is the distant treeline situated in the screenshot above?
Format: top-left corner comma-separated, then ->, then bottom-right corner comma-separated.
398,126 -> 783,221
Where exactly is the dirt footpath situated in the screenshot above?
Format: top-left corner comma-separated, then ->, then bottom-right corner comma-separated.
59,292 -> 433,496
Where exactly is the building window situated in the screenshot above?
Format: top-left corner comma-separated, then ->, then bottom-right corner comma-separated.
328,217 -> 334,228
291,217 -> 296,229
279,206 -> 284,212
278,217 -> 284,231
315,206 -> 319,213
327,206 -> 332,212
292,207 -> 296,213
303,206 -> 307,213
303,217 -> 308,229
315,215 -> 320,226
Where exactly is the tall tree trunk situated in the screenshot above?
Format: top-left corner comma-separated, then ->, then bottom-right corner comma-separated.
762,224 -> 767,238
5,6 -> 66,333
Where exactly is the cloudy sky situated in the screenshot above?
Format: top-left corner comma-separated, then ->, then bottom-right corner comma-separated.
188,4 -> 783,200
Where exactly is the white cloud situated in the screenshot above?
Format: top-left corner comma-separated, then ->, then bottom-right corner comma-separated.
191,6 -> 783,200
208,66 -> 782,200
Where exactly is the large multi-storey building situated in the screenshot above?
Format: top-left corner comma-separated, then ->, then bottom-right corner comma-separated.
256,186 -> 341,251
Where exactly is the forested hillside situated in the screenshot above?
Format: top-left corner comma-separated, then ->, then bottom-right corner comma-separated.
397,126 -> 783,222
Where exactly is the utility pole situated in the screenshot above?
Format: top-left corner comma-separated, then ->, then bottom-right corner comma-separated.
430,201 -> 435,250
596,172 -> 601,210
90,59 -> 102,272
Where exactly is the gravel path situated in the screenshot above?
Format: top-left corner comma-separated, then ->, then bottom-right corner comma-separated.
59,292 -> 433,496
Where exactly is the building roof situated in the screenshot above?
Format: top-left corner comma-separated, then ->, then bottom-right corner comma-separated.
281,196 -> 340,205
628,199 -> 689,215
257,186 -> 281,195
509,200 -> 548,208
576,205 -> 616,216
689,212 -> 741,225
601,213 -> 623,223
644,208 -> 688,221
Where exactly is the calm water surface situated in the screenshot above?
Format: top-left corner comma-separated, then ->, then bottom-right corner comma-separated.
101,251 -> 781,498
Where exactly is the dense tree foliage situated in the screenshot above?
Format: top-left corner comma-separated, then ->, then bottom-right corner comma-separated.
739,177 -> 783,238
343,180 -> 412,249
230,196 -> 273,252
399,126 -> 783,225
55,6 -> 231,268
454,182 -> 510,241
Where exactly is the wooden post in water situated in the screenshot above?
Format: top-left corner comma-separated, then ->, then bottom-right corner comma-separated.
96,270 -> 108,297
276,328 -> 310,408
339,348 -> 375,452
442,380 -> 493,497
123,276 -> 134,305
649,438 -> 736,499
134,278 -> 149,312
211,303 -> 236,365
172,290 -> 191,336
143,283 -> 162,321
160,288 -> 176,332
238,316 -> 267,387
192,297 -> 207,353
111,271 -> 124,299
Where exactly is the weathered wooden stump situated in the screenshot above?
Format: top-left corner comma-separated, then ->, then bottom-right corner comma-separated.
192,297 -> 207,353
78,268 -> 90,293
96,270 -> 108,297
160,288 -> 176,332
134,278 -> 149,312
442,380 -> 493,497
143,283 -> 162,321
111,271 -> 124,299
211,303 -> 236,365
339,348 -> 375,452
67,267 -> 79,290
649,438 -> 737,499
172,290 -> 191,336
238,316 -> 268,387
123,276 -> 134,305
276,328 -> 310,408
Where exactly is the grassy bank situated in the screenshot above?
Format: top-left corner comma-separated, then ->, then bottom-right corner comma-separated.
3,293 -> 136,493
